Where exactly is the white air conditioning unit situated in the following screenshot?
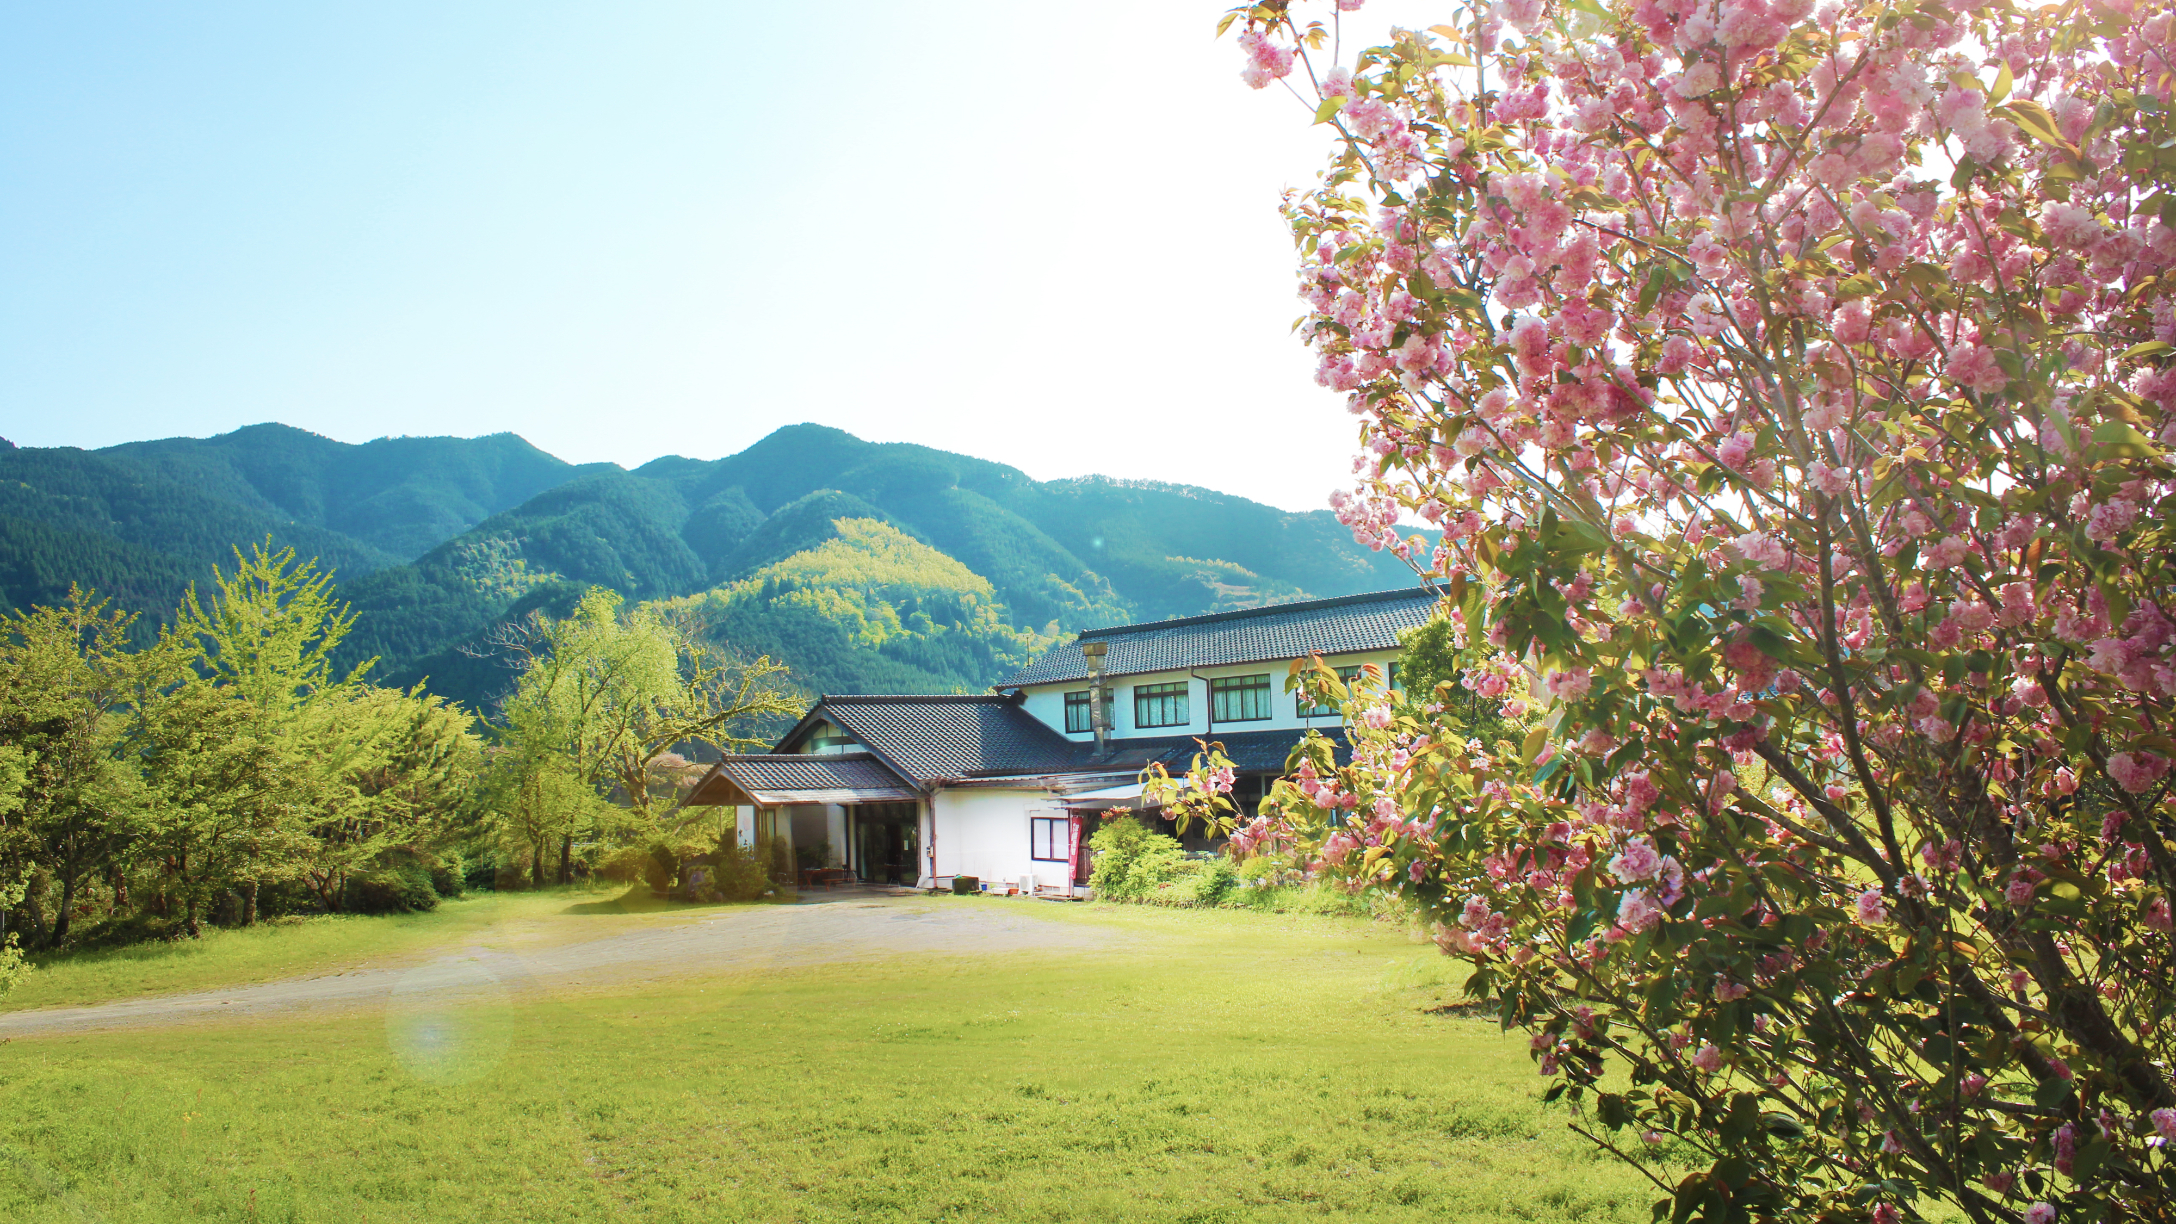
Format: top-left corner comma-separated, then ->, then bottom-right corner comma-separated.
1017,873 -> 1035,895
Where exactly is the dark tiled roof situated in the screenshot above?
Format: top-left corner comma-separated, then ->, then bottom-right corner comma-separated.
767,698 -> 1358,791
780,695 -> 1083,785
1100,726 -> 1352,775
684,752 -> 919,805
996,587 -> 1441,688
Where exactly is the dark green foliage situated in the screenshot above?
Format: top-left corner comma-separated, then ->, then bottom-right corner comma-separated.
1393,613 -> 1526,753
951,875 -> 979,895
0,447 -> 400,625
707,488 -> 927,579
680,487 -> 764,577
0,516 -> 199,642
429,852 -> 467,898
100,423 -> 608,559
344,865 -> 441,915
1005,476 -> 1412,622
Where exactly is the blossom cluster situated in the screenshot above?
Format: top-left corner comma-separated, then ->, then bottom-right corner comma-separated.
1212,0 -> 2176,1217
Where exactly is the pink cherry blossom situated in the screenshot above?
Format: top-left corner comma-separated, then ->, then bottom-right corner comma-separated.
1854,887 -> 1888,925
2107,751 -> 2169,793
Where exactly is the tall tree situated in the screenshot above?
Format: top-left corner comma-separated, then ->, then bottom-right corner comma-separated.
496,589 -> 798,882
0,588 -> 185,946
167,541 -> 376,919
1210,3 -> 2176,1220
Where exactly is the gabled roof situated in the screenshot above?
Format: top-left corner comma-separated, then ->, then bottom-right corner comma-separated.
1101,726 -> 1352,775
996,587 -> 1441,688
683,752 -> 919,806
776,695 -> 1084,786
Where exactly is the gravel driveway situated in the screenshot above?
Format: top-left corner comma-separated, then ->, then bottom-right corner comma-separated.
0,896 -> 1116,1038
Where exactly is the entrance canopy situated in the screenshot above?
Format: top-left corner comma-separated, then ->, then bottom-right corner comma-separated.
682,753 -> 921,807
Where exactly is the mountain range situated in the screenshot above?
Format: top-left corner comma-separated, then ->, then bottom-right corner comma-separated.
0,423 -> 1423,710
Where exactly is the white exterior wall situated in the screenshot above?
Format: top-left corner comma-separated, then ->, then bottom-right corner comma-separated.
927,788 -> 1073,890
1016,649 -> 1403,743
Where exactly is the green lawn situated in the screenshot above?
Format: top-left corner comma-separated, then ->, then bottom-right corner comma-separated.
3,885 -> 727,1013
0,898 -> 1656,1223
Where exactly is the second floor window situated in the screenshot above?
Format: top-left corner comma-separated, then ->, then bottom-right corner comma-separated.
1298,665 -> 1368,717
1210,673 -> 1272,722
1063,689 -> 1113,734
1133,681 -> 1189,729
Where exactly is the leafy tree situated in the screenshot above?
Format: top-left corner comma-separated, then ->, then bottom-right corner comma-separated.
136,680 -> 295,936
494,588 -> 799,883
1214,3 -> 2176,1220
290,683 -> 480,912
167,542 -> 372,922
0,588 -> 185,946
1393,614 -> 1529,754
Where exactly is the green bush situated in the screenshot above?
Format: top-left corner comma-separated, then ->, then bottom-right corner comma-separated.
1086,816 -> 1181,901
429,852 -> 467,898
346,865 -> 440,915
643,844 -> 679,896
598,844 -> 651,885
698,838 -> 772,902
951,875 -> 980,895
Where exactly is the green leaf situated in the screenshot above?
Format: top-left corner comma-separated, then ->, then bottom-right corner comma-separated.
1988,60 -> 2012,105
2121,340 -> 2173,360
2093,421 -> 2160,459
1314,95 -> 1349,124
2003,100 -> 2068,149
1521,725 -> 1548,766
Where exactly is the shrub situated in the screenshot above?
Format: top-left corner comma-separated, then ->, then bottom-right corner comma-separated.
1087,816 -> 1185,901
643,844 -> 679,896
428,852 -> 466,899
951,875 -> 979,896
463,853 -> 499,892
346,865 -> 440,915
598,844 -> 651,885
709,839 -> 772,901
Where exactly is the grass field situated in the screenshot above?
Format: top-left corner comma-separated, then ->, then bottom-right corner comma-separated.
2,886 -> 727,1013
0,895 -> 1658,1223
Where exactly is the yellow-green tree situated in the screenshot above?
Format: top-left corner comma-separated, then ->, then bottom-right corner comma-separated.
496,588 -> 798,883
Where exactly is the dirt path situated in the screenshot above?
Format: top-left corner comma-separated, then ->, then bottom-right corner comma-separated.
0,896 -> 1119,1038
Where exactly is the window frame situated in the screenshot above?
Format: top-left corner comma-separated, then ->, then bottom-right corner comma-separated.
1029,816 -> 1072,863
1132,680 -> 1191,729
1062,688 -> 1113,734
1209,673 -> 1273,723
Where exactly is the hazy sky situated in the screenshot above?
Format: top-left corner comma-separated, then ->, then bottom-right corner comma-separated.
2,1 -> 1437,512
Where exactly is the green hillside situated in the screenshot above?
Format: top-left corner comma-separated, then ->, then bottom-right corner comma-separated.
667,517 -> 1059,697
0,423 -> 1428,712
0,425 -> 610,633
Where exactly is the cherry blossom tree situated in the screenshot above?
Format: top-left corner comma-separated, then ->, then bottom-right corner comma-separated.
1209,0 -> 2176,1218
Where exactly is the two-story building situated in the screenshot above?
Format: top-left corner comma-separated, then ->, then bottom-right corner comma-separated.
679,586 -> 1438,895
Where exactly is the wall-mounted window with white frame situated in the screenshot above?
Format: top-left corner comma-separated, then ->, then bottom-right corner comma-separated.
1133,681 -> 1189,729
1210,673 -> 1272,722
1297,665 -> 1366,717
1030,816 -> 1072,862
1063,688 -> 1114,734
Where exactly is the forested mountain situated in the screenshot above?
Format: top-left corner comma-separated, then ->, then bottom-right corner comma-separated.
0,426 -> 608,636
0,424 -> 1426,711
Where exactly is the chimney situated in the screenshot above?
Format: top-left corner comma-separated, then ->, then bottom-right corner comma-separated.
1081,640 -> 1109,755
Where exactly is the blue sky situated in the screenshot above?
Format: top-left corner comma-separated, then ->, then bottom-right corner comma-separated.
2,1 -> 1436,512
